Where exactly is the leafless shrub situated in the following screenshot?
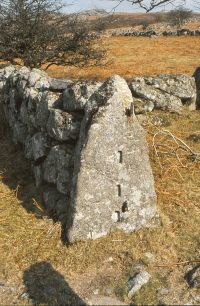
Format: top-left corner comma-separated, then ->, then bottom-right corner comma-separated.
167,6 -> 193,28
0,0 -> 107,69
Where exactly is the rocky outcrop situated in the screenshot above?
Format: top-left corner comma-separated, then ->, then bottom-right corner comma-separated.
0,65 -> 160,242
129,74 -> 196,114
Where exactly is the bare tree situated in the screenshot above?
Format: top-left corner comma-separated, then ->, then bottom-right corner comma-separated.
109,0 -> 184,12
0,0 -> 106,69
167,6 -> 193,27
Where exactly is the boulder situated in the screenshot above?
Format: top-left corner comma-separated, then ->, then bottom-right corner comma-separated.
67,75 -> 158,242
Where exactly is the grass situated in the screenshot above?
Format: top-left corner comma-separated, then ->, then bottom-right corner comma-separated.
0,107 -> 200,304
46,36 -> 200,81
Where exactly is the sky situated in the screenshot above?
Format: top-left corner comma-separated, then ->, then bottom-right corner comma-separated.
64,0 -> 195,13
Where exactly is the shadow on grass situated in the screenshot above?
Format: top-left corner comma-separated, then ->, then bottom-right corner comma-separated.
0,111 -> 69,241
23,262 -> 86,305
0,118 -> 44,216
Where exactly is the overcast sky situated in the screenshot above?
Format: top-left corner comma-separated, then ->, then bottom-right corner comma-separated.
64,0 -> 195,13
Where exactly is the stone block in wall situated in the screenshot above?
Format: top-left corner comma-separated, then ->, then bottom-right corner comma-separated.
43,145 -> 74,195
46,109 -> 81,141
9,88 -> 23,113
129,74 -> 196,113
153,75 -> 194,98
20,88 -> 41,128
0,66 -> 17,84
133,98 -> 154,115
63,81 -> 102,111
49,78 -> 72,91
25,132 -> 50,162
13,120 -> 28,144
143,74 -> 196,108
35,92 -> 62,129
67,75 -> 158,242
20,89 -> 62,131
130,77 -> 183,113
28,68 -> 50,89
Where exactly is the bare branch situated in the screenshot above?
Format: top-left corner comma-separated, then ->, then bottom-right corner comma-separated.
108,0 -> 186,12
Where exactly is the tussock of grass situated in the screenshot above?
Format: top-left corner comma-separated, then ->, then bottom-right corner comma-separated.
0,110 -> 200,304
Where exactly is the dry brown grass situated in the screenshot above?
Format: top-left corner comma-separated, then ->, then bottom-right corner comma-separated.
46,36 -> 200,81
0,108 -> 200,304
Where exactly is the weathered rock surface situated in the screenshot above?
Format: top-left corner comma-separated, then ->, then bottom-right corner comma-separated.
128,271 -> 151,298
133,98 -> 154,114
43,145 -> 74,194
63,81 -> 102,111
49,78 -> 72,91
28,68 -> 50,89
25,132 -> 50,162
47,109 -> 81,141
36,92 -> 62,129
144,74 -> 196,100
129,74 -> 196,113
68,75 -> 158,242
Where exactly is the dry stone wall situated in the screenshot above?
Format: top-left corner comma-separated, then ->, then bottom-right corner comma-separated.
112,28 -> 200,37
0,65 -> 198,242
129,74 -> 196,114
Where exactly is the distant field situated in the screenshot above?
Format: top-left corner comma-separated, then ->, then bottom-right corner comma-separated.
46,36 -> 200,81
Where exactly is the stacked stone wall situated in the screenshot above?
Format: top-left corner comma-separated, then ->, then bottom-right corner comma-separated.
0,65 -> 198,241
112,28 -> 200,37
